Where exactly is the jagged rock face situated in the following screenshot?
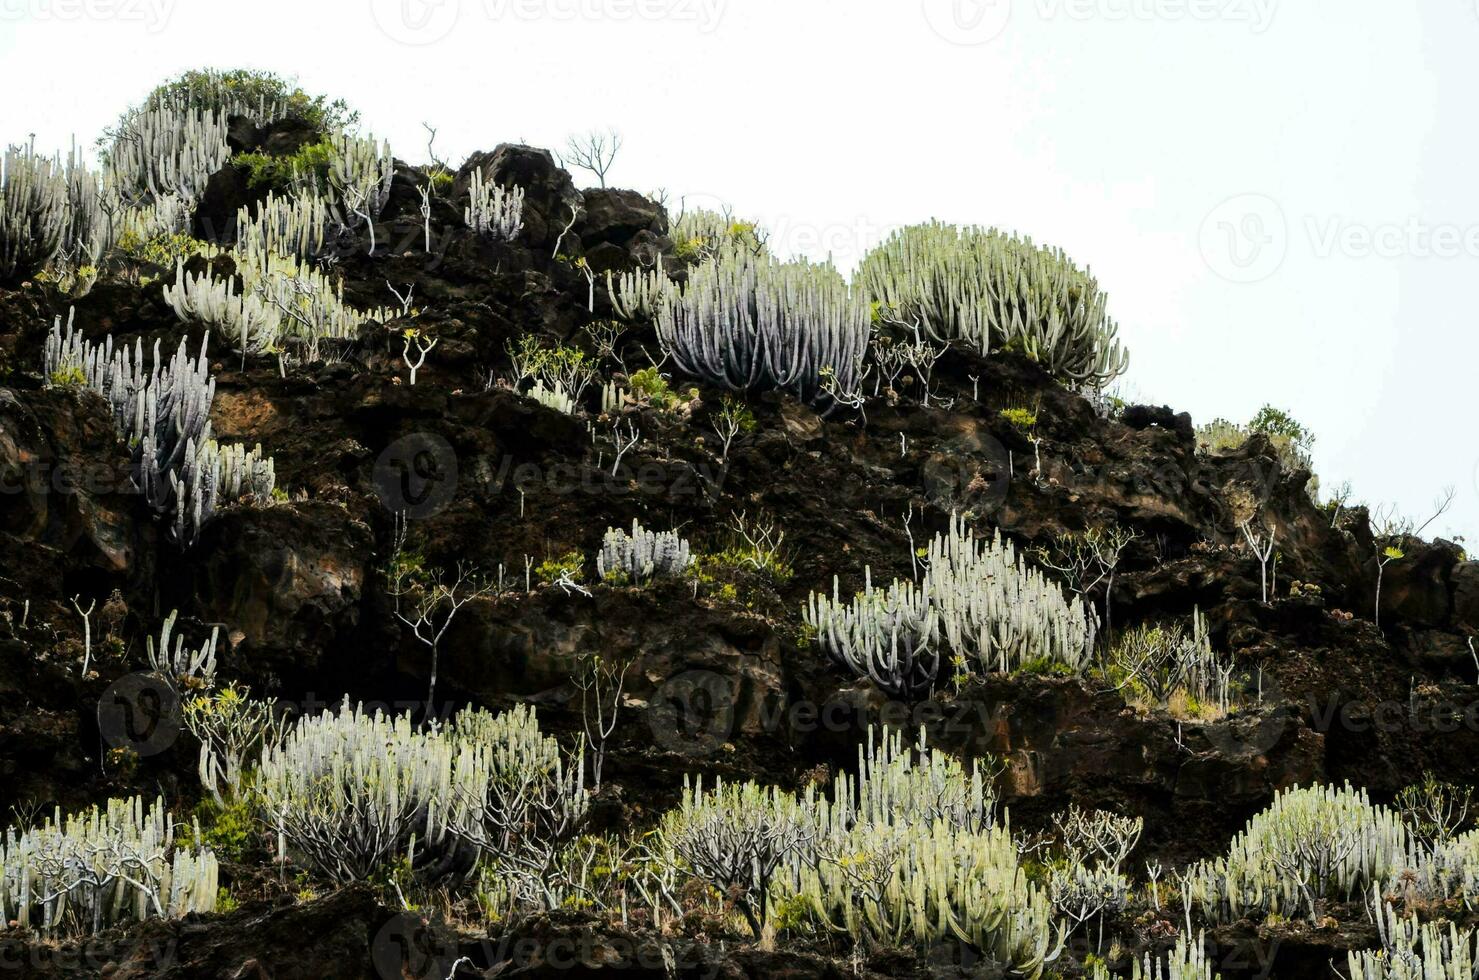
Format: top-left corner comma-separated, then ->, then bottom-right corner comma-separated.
175,503 -> 373,687
4,140 -> 1479,979
577,187 -> 669,273
457,144 -> 584,255
0,386 -> 138,585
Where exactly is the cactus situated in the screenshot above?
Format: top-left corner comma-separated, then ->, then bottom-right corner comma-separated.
43,309 -> 276,542
163,260 -> 283,355
807,516 -> 1096,695
106,104 -> 231,209
596,520 -> 694,583
256,700 -> 586,886
1348,900 -> 1479,979
0,796 -> 217,936
464,169 -> 525,241
234,190 -> 329,260
1090,933 -> 1219,979
663,776 -> 814,938
605,264 -> 671,320
656,242 -> 870,403
856,221 -> 1129,387
146,609 -> 218,693
1,140 -> 68,283
1182,782 -> 1409,925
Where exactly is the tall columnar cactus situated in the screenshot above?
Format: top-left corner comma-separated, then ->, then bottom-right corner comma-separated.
596,520 -> 694,583
605,264 -> 670,320
43,310 -> 276,543
442,705 -> 590,907
254,700 -> 452,882
254,700 -> 586,887
55,142 -> 107,284
656,242 -> 870,403
1090,933 -> 1218,980
235,190 -> 329,260
1348,901 -> 1479,980
163,260 -> 283,355
0,796 -> 218,937
806,516 -> 1096,695
0,140 -> 68,284
106,104 -> 231,209
1182,782 -> 1409,925
856,221 -> 1129,387
464,168 -> 526,242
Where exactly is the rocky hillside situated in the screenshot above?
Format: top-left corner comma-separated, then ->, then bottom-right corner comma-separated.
1,73 -> 1477,979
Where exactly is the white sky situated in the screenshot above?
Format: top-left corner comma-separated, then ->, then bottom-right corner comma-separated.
1,0 -> 1474,542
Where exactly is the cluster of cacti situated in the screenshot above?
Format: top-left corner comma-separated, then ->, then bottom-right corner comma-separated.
528,380 -> 576,415
1181,783 -> 1408,924
321,132 -> 394,238
806,516 -> 1096,696
440,705 -> 590,908
1,140 -> 68,283
605,264 -> 670,320
1386,829 -> 1479,910
668,207 -> 766,260
1103,610 -> 1238,716
1090,933 -> 1219,980
234,190 -> 329,260
255,701 -> 451,881
596,520 -> 694,583
1348,900 -> 1479,980
796,729 -> 1059,976
464,168 -> 526,241
856,221 -> 1129,387
655,242 -> 870,403
255,701 -> 586,887
146,609 -> 218,693
0,796 -> 218,937
173,247 -> 392,356
105,104 -> 231,209
43,310 -> 276,542
162,261 -> 282,355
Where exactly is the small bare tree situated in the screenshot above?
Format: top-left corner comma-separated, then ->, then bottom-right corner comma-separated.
574,653 -> 631,789
388,523 -> 494,707
563,128 -> 622,188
